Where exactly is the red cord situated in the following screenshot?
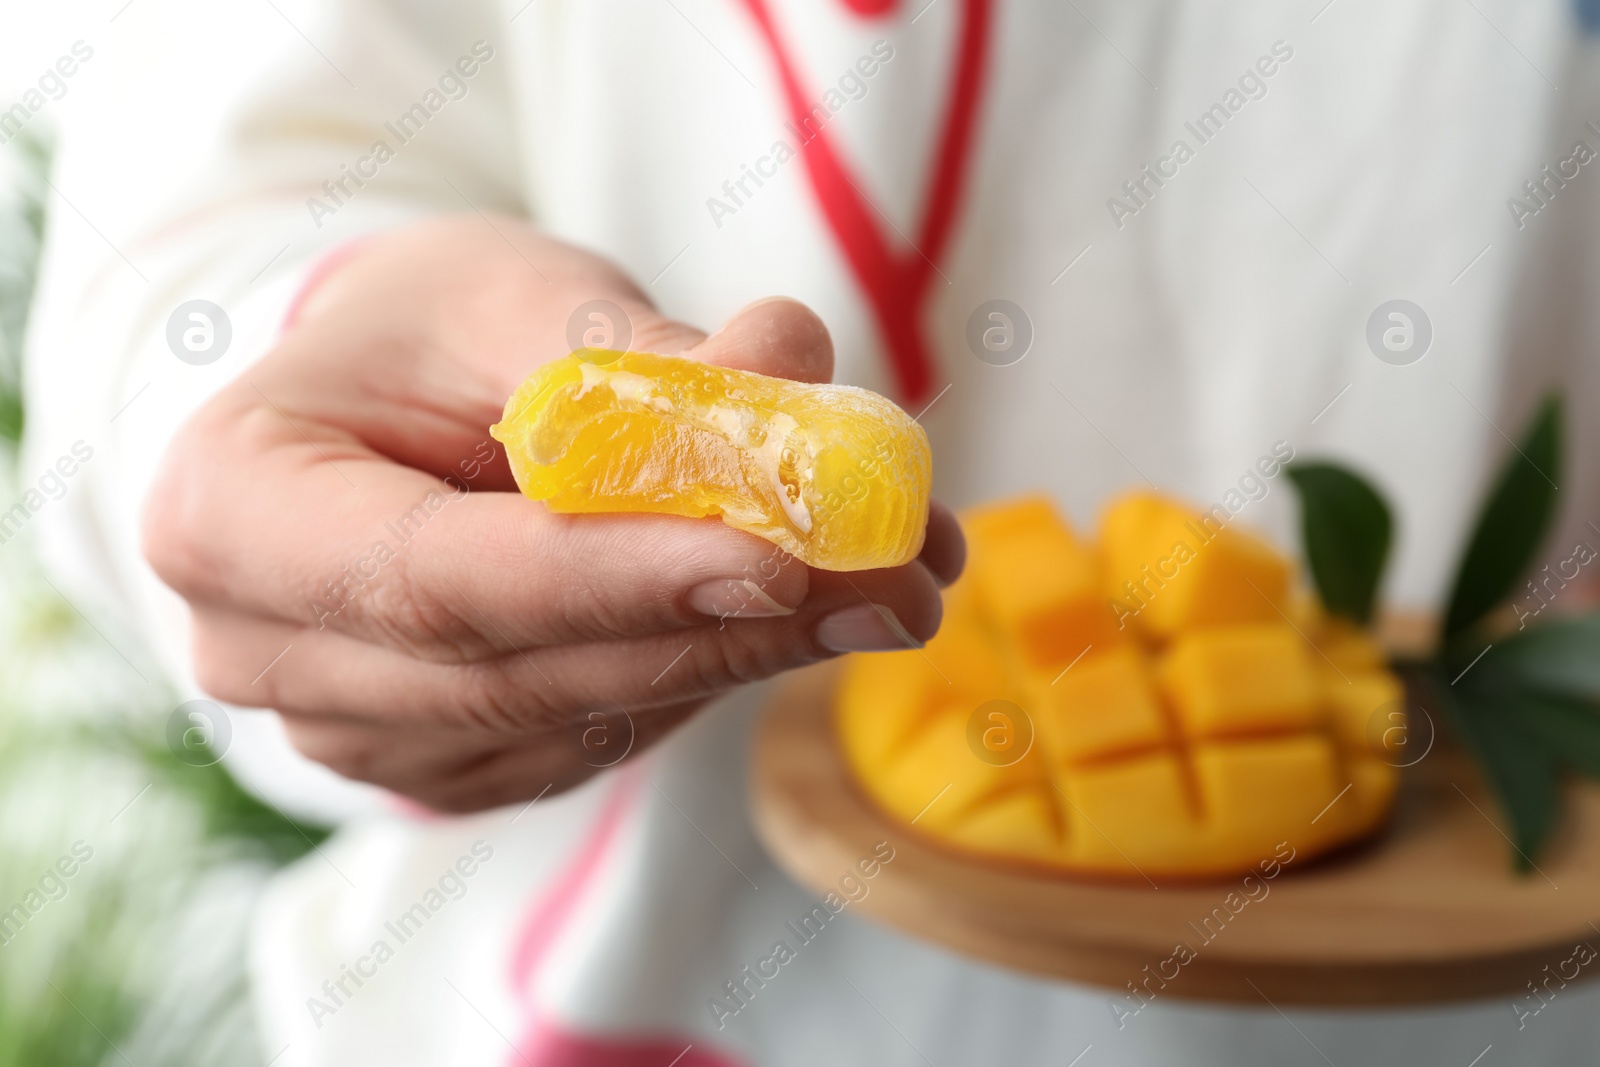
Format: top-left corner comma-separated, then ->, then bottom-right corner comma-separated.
734,0 -> 994,404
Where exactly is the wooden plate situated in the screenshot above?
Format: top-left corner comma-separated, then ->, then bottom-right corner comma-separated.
751,661 -> 1600,1006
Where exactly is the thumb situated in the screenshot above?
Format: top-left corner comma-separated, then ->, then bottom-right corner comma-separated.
688,297 -> 835,385
615,296 -> 834,385
612,304 -> 708,360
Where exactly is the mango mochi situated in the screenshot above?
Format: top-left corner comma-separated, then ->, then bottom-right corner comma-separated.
835,492 -> 1401,880
491,349 -> 931,571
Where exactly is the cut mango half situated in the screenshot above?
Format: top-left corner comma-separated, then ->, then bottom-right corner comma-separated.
836,492 -> 1401,880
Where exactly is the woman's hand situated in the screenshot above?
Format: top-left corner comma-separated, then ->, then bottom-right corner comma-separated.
141,216 -> 963,812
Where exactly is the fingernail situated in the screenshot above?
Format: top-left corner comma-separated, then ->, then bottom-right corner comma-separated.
734,295 -> 792,316
816,603 -> 923,653
687,578 -> 796,619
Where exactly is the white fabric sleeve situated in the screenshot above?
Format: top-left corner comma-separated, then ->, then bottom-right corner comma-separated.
21,0 -> 521,823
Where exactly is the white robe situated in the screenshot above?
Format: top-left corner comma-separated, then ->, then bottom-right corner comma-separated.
21,0 -> 1600,1061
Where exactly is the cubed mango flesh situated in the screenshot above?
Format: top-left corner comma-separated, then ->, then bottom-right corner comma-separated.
963,497 -> 1121,668
835,494 -> 1400,881
1100,492 -> 1291,638
1159,624 -> 1321,739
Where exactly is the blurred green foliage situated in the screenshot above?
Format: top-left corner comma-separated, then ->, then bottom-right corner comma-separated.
0,128 -> 45,446
0,127 -> 327,1067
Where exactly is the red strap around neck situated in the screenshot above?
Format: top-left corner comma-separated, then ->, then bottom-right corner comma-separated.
735,0 -> 994,405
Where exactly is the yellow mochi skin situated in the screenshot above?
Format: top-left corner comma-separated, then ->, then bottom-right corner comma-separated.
835,492 -> 1402,880
491,350 -> 931,572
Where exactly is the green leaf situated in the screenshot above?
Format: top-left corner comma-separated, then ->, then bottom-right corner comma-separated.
1286,462 -> 1392,624
1443,394 -> 1564,642
0,391 -> 22,445
1443,684 -> 1561,871
1488,613 -> 1600,700
1517,691 -> 1600,779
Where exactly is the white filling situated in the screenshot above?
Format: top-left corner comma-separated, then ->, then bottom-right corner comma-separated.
702,404 -> 750,441
576,363 -> 670,411
606,370 -> 658,406
575,360 -> 607,397
748,412 -> 812,534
